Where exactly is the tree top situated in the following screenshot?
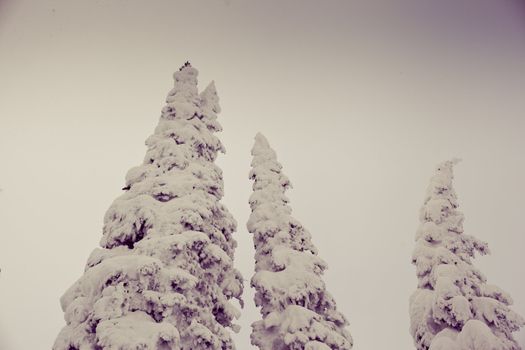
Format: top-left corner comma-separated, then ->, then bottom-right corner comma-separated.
252,132 -> 272,155
435,158 -> 461,173
179,61 -> 192,71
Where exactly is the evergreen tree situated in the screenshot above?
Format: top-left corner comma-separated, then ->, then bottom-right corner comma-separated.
54,64 -> 243,350
409,160 -> 524,350
247,133 -> 352,350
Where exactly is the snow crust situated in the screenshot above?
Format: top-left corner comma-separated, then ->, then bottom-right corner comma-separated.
54,64 -> 243,350
248,133 -> 352,350
409,160 -> 524,350
97,311 -> 179,349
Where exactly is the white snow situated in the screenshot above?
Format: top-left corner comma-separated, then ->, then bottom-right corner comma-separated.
409,160 -> 524,350
247,133 -> 352,350
96,311 -> 179,350
53,64 -> 243,350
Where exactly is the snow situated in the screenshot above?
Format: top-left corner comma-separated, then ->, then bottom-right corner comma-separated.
181,320 -> 222,350
251,248 -> 327,314
429,334 -> 460,350
253,305 -> 351,350
96,311 -> 179,350
409,160 -> 524,350
248,133 -> 352,350
60,254 -> 163,313
53,64 -> 243,350
305,341 -> 332,350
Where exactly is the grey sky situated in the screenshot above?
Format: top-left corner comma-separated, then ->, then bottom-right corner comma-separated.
1,0 -> 524,349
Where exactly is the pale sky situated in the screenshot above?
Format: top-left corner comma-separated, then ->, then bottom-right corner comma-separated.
1,0 -> 524,349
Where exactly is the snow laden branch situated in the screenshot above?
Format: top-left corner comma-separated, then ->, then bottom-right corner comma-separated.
409,160 -> 524,350
247,133 -> 352,350
54,64 -> 243,350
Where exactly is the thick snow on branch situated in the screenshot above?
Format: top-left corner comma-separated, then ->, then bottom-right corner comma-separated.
54,65 -> 243,350
248,133 -> 352,350
410,160 -> 524,350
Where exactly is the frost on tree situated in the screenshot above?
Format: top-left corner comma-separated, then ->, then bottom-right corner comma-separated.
54,63 -> 244,350
247,133 -> 352,350
409,159 -> 524,350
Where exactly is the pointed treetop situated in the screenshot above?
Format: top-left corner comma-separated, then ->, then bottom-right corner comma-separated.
200,80 -> 221,113
172,62 -> 198,86
202,80 -> 216,92
254,132 -> 270,149
252,132 -> 274,157
179,61 -> 192,70
434,158 -> 461,176
422,158 -> 464,234
426,158 -> 462,197
249,133 -> 289,192
166,62 -> 199,106
250,133 -> 282,174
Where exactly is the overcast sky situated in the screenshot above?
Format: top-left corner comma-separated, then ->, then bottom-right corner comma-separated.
1,0 -> 524,349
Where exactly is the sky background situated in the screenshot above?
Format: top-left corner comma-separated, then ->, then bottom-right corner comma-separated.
1,0 -> 525,349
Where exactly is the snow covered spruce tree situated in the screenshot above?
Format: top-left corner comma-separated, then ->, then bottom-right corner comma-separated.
54,63 -> 244,350
410,159 -> 524,350
247,133 -> 352,350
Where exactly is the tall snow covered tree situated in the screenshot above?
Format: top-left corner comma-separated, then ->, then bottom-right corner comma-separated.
247,133 -> 353,350
54,63 -> 243,350
410,159 -> 524,350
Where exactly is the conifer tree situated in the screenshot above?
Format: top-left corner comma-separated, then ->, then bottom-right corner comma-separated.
247,133 -> 352,350
54,64 -> 243,350
410,160 -> 524,350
